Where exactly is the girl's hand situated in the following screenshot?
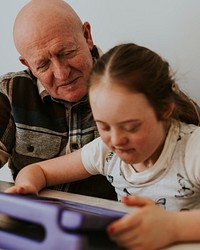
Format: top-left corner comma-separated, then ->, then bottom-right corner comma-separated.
107,195 -> 177,250
5,184 -> 38,195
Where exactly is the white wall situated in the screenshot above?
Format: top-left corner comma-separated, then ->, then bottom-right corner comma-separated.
0,0 -> 200,181
1,0 -> 199,104
67,0 -> 200,105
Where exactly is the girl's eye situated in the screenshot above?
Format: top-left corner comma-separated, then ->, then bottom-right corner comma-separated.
124,123 -> 141,133
97,123 -> 110,131
100,126 -> 110,131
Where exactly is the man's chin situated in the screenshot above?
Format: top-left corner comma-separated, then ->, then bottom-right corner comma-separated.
60,92 -> 86,102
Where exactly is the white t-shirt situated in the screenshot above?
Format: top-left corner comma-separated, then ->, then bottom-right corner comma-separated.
81,121 -> 200,211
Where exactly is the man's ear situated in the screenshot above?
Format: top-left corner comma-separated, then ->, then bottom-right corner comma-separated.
163,102 -> 175,119
19,56 -> 30,68
83,22 -> 94,49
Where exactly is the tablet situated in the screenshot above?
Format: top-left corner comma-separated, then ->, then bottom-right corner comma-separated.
0,192 -> 125,250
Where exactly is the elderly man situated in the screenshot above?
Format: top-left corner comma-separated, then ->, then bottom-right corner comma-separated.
0,0 -> 116,200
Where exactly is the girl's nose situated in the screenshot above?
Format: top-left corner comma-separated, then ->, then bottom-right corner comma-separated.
111,130 -> 128,147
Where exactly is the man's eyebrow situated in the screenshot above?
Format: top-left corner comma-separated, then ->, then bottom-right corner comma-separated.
34,47 -> 74,66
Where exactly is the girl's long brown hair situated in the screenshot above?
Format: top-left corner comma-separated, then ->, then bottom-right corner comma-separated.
89,43 -> 200,125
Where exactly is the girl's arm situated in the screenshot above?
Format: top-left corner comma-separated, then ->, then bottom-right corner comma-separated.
6,149 -> 91,194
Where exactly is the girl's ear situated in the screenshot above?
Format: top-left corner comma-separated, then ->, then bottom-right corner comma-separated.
163,102 -> 175,119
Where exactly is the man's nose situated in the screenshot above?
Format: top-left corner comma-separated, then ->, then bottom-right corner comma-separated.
53,61 -> 70,80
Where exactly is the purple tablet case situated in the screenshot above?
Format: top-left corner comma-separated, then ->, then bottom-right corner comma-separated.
0,192 -> 125,250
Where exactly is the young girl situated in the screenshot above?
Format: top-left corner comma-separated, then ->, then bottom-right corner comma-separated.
6,43 -> 200,250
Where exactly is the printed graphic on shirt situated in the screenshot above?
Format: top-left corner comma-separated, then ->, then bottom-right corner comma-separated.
156,198 -> 166,209
177,128 -> 194,142
108,175 -> 114,184
175,173 -> 194,198
106,152 -> 114,162
106,152 -> 114,184
123,188 -> 131,196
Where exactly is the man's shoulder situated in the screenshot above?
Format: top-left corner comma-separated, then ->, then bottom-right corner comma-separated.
0,69 -> 32,82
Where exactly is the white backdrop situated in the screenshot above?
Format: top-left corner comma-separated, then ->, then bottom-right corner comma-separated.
0,0 -> 200,180
0,0 -> 200,104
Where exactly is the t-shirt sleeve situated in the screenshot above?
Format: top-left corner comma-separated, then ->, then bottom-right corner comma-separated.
185,127 -> 200,185
81,137 -> 109,176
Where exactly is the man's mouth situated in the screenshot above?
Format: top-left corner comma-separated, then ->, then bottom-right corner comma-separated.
59,77 -> 80,87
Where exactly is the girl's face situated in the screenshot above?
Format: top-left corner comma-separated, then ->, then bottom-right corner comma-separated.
90,81 -> 168,165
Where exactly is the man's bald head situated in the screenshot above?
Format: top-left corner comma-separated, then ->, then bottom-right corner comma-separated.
13,0 -> 83,55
